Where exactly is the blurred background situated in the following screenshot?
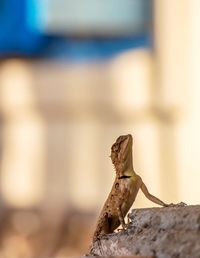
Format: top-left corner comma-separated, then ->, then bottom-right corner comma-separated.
0,0 -> 200,257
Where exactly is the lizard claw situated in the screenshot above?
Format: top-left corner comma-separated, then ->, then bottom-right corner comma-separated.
166,202 -> 187,207
117,224 -> 128,231
176,201 -> 187,206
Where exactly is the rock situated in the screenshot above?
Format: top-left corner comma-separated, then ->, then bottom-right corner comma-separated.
90,205 -> 200,258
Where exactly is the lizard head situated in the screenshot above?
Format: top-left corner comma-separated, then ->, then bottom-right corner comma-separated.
110,134 -> 133,176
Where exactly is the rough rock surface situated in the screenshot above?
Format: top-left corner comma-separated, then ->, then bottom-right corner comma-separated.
90,205 -> 200,258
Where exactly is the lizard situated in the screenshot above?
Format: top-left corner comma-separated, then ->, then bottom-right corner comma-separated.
89,134 -> 185,254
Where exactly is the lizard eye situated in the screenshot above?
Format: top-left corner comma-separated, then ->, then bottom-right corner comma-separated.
112,143 -> 119,152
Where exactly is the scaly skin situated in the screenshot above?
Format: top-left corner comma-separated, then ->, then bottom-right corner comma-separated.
90,134 -> 185,252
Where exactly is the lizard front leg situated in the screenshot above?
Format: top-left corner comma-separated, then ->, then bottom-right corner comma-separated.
140,181 -> 186,207
117,206 -> 126,229
117,206 -> 129,232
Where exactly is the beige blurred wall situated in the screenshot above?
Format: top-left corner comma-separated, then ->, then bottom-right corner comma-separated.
154,0 -> 200,204
0,51 -> 156,210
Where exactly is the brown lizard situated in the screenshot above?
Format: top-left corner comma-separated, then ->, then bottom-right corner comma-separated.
90,134 -> 185,250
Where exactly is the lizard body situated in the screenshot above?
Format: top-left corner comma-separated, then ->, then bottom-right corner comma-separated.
92,134 -> 180,244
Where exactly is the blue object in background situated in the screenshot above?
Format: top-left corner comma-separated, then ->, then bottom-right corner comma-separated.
46,35 -> 151,62
0,0 -> 52,56
0,0 -> 151,60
